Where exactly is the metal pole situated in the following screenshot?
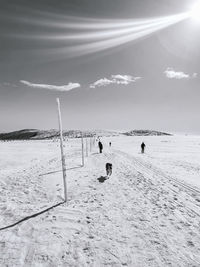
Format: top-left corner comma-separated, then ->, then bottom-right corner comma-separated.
81,132 -> 84,166
86,138 -> 88,157
93,137 -> 95,146
90,137 -> 92,152
56,98 -> 67,202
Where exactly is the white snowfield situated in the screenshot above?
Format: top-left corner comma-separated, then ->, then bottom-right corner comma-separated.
0,135 -> 200,266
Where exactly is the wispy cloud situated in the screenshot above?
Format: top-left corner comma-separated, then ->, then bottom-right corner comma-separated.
90,78 -> 113,88
90,75 -> 141,88
20,80 -> 81,92
164,68 -> 197,80
0,82 -> 18,87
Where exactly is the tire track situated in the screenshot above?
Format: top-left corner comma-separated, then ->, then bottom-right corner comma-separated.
113,149 -> 200,266
115,149 -> 200,217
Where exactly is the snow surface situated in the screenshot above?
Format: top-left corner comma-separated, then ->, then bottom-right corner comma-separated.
0,136 -> 200,266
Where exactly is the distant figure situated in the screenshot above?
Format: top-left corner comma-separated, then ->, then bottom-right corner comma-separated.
109,142 -> 111,147
141,142 -> 146,154
98,141 -> 103,153
106,163 -> 112,177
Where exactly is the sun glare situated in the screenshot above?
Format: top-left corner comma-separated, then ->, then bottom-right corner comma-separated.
189,2 -> 200,21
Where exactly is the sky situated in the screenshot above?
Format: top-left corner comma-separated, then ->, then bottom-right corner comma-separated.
0,0 -> 200,133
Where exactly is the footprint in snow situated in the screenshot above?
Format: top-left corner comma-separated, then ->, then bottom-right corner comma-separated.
187,240 -> 195,247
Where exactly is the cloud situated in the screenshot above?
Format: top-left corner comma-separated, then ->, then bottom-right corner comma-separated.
0,82 -> 18,87
164,68 -> 197,80
90,75 -> 141,88
20,80 -> 80,92
90,78 -> 113,88
3,82 -> 11,86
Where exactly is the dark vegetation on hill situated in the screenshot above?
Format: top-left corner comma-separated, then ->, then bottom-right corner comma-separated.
123,130 -> 172,136
0,129 -> 38,140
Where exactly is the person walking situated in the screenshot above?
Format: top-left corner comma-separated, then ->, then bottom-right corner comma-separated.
109,142 -> 111,147
98,141 -> 103,153
141,142 -> 146,154
106,163 -> 112,177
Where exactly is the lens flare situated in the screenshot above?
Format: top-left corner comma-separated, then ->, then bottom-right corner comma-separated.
189,2 -> 200,21
7,11 -> 189,58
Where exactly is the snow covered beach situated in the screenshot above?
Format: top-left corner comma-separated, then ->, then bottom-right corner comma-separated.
0,136 -> 200,266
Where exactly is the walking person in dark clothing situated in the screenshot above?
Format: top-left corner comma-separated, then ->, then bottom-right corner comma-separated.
109,142 -> 111,147
106,163 -> 112,177
141,142 -> 146,154
98,141 -> 103,153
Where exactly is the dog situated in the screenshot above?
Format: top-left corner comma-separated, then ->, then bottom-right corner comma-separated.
106,163 -> 112,177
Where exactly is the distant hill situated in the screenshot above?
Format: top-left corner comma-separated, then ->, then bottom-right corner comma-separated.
0,129 -> 172,140
123,130 -> 172,136
0,129 -> 119,140
0,129 -> 38,140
